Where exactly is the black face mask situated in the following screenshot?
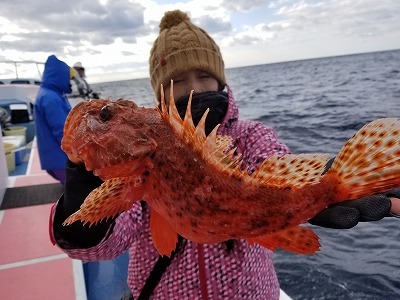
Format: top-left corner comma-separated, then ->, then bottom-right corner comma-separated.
175,91 -> 229,136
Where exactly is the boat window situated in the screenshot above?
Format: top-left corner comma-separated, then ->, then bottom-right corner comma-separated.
10,80 -> 31,84
34,81 -> 42,85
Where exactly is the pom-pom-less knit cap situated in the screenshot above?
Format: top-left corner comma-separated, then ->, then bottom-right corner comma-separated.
149,10 -> 226,99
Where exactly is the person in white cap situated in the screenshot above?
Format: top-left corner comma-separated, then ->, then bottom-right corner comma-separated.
69,62 -> 99,102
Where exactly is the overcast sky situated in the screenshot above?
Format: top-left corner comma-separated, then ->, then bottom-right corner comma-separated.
1,0 -> 399,83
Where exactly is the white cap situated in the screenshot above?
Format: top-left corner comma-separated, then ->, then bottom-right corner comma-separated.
73,62 -> 84,69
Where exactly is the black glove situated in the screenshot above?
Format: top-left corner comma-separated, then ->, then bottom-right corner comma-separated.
309,192 -> 395,229
52,160 -> 116,248
308,157 -> 399,229
91,92 -> 100,99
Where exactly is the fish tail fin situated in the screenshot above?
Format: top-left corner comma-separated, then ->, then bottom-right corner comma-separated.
63,176 -> 145,227
327,118 -> 400,201
247,226 -> 321,254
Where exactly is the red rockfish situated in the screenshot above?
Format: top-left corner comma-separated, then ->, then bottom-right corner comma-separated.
61,85 -> 400,257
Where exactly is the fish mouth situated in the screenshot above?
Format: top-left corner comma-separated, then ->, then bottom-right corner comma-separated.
75,137 -> 156,180
92,157 -> 150,180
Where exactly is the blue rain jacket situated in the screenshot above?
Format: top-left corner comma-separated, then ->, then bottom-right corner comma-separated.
34,55 -> 72,170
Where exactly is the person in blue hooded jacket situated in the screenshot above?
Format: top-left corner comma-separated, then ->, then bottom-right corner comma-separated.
34,55 -> 72,184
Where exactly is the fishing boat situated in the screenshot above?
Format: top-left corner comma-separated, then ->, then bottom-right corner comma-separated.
0,61 -> 41,146
0,60 -> 87,299
0,61 -> 43,109
0,60 -> 87,133
0,60 -> 118,298
0,58 -> 85,178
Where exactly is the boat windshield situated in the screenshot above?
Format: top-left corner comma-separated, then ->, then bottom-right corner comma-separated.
0,61 -> 44,82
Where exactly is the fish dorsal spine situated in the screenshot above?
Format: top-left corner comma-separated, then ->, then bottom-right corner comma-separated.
156,81 -> 330,189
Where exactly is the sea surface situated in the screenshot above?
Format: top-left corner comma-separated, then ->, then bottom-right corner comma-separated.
91,49 -> 400,300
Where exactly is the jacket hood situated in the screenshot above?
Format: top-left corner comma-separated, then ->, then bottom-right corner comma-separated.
41,55 -> 71,94
219,84 -> 239,130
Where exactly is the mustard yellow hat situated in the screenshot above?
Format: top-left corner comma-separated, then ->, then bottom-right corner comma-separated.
149,10 -> 226,99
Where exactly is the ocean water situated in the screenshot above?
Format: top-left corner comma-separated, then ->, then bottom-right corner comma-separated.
91,49 -> 400,300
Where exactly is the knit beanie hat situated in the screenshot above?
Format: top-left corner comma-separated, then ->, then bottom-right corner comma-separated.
149,10 -> 226,99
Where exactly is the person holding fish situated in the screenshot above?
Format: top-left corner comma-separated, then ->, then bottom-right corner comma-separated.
49,10 -> 400,300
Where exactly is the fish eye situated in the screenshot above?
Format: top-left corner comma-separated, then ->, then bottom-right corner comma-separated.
99,104 -> 114,122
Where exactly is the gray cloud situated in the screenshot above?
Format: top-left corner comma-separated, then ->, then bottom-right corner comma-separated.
0,31 -> 75,53
193,15 -> 232,34
256,0 -> 400,48
0,0 -> 150,55
222,0 -> 267,12
121,51 -> 137,56
232,35 -> 263,45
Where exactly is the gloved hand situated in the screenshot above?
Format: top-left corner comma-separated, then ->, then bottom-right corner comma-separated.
308,157 -> 400,229
308,190 -> 400,229
91,92 -> 100,99
52,160 -> 111,249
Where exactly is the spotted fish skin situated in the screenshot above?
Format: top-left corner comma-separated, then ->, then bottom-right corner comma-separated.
61,87 -> 400,256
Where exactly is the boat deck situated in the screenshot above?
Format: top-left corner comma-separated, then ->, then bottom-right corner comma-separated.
0,141 -> 87,299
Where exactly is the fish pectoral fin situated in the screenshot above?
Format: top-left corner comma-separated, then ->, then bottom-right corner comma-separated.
63,177 -> 145,227
150,210 -> 178,257
247,226 -> 321,255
